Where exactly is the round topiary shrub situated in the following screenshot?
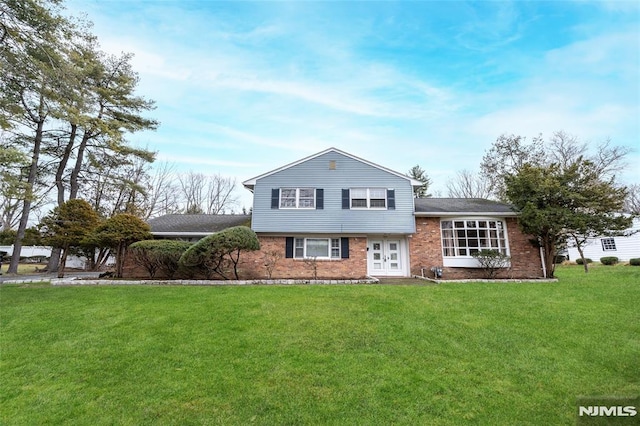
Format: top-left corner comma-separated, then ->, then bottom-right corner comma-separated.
629,258 -> 640,266
600,256 -> 619,265
575,258 -> 593,265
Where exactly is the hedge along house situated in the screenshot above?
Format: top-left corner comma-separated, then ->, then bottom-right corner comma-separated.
236,148 -> 545,280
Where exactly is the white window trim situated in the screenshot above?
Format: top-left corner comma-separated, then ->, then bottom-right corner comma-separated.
601,238 -> 617,251
440,217 -> 511,268
350,188 -> 387,210
280,188 -> 315,209
294,237 -> 341,260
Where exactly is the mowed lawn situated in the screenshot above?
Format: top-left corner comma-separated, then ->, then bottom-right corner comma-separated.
1,266 -> 638,425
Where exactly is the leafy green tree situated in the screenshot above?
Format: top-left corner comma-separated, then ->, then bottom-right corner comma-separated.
407,165 -> 432,198
2,1 -> 157,274
180,226 -> 260,280
1,0 -> 73,273
92,213 -> 151,278
505,160 -> 631,277
39,199 -> 100,277
0,227 -> 41,245
129,239 -> 191,279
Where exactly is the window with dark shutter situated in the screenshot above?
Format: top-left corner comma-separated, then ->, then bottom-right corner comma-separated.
316,189 -> 324,209
271,189 -> 280,209
342,189 -> 350,209
387,189 -> 395,210
340,238 -> 349,258
285,237 -> 294,258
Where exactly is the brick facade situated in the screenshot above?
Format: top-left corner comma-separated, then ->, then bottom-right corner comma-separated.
410,217 -> 543,279
236,236 -> 368,280
125,217 -> 543,280
123,236 -> 369,280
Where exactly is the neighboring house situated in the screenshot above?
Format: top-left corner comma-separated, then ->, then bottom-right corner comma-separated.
566,217 -> 640,262
143,148 -> 545,280
0,245 -> 90,269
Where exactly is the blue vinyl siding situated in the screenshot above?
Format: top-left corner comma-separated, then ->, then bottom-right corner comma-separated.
251,151 -> 415,234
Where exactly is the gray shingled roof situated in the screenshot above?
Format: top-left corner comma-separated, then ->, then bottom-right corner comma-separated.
147,214 -> 251,234
414,198 -> 517,215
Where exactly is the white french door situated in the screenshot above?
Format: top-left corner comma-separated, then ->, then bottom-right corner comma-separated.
367,238 -> 406,276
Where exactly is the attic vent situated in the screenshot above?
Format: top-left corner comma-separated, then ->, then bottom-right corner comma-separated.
329,160 -> 336,170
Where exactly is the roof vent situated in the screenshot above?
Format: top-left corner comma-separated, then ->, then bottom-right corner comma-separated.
329,160 -> 336,170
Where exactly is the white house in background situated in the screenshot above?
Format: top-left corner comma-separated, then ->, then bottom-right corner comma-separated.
0,245 -> 88,269
566,217 -> 640,262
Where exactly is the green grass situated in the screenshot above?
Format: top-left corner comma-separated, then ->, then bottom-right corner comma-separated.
1,265 -> 638,425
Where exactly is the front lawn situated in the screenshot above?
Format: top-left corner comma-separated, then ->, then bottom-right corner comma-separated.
1,265 -> 638,424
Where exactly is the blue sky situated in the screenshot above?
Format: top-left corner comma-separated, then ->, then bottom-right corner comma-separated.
69,1 -> 639,208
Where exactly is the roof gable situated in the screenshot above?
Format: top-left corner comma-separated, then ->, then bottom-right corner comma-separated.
243,147 -> 422,190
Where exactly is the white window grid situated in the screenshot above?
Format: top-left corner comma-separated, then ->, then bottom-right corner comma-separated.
280,188 -> 315,209
601,238 -> 617,251
294,238 -> 341,259
441,219 -> 508,257
350,188 -> 386,209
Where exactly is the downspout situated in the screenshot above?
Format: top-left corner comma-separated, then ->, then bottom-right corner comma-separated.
540,246 -> 547,278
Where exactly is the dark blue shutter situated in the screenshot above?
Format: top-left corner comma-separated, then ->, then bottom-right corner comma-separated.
285,237 -> 294,258
271,189 -> 279,209
341,238 -> 349,259
342,189 -> 350,209
387,189 -> 395,210
316,189 -> 324,209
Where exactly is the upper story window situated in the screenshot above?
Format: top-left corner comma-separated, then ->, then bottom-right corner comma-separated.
601,238 -> 616,251
441,219 -> 509,258
280,188 -> 315,209
350,188 -> 387,209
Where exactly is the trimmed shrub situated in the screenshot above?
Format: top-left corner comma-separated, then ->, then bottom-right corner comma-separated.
630,258 -> 640,266
130,240 -> 192,278
180,226 -> 260,279
600,256 -> 619,265
471,249 -> 511,279
575,258 -> 593,265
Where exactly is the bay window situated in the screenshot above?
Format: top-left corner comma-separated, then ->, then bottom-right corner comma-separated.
441,219 -> 509,267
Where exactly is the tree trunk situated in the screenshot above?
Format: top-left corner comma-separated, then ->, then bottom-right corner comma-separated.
57,246 -> 69,278
576,245 -> 589,273
7,105 -> 45,274
46,248 -> 61,272
69,130 -> 92,199
115,242 -> 125,278
55,124 -> 77,205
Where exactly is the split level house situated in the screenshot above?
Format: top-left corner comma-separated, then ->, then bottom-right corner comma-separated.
143,148 -> 545,280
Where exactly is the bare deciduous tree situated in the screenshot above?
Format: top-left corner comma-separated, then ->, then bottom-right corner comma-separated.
624,183 -> 640,215
178,172 -> 238,215
446,169 -> 493,199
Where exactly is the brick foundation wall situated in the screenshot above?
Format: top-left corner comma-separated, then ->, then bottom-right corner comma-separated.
410,217 -> 543,280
